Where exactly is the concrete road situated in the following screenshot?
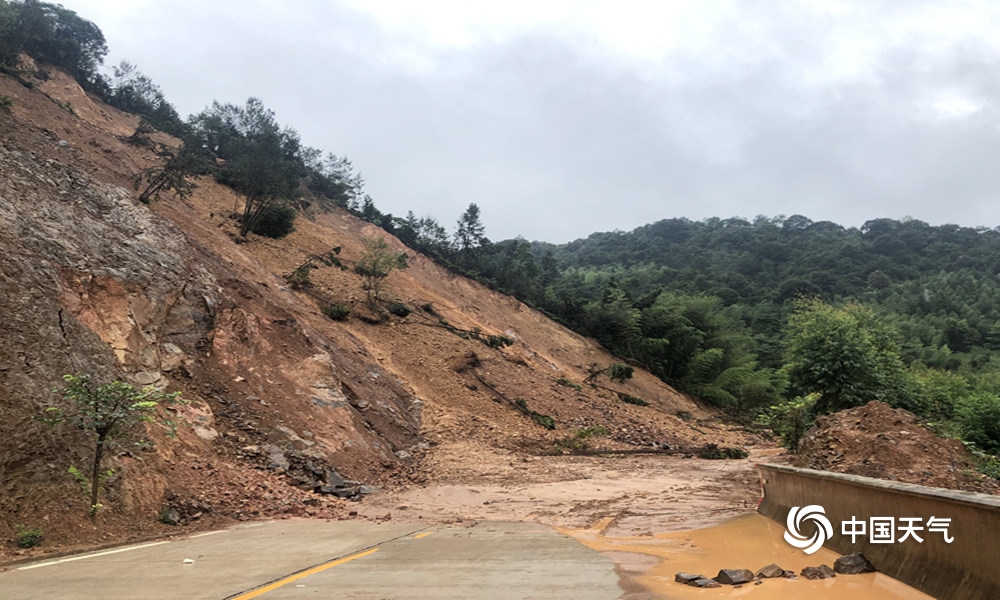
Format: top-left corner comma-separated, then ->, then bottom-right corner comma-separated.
0,520 -> 623,599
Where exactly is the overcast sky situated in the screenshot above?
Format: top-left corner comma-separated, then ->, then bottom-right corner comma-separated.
56,0 -> 1000,243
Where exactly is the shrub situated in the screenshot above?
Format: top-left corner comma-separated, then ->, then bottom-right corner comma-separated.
756,393 -> 819,452
388,302 -> 411,317
619,393 -> 649,407
556,377 -> 582,390
251,203 -> 297,239
513,398 -> 555,430
955,392 -> 1000,454
15,525 -> 43,548
324,304 -> 350,321
0,95 -> 11,110
158,506 -> 180,525
556,425 -> 609,450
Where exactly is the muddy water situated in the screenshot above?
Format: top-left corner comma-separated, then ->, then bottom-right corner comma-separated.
562,513 -> 933,599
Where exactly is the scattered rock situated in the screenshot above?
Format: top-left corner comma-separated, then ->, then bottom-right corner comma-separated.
756,563 -> 785,579
675,573 -> 722,588
183,558 -> 195,564
159,508 -> 181,526
716,568 -> 755,585
834,553 -> 875,574
800,565 -> 836,580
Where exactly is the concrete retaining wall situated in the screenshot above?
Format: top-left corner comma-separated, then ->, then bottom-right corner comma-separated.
757,463 -> 1000,600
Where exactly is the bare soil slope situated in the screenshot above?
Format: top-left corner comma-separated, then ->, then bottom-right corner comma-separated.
0,63 -> 755,562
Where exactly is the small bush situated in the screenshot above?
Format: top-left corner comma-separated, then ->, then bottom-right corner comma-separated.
675,410 -> 693,421
158,506 -> 181,525
619,393 -> 649,406
251,204 -> 297,239
324,304 -> 351,321
532,413 -> 556,430
513,398 -> 555,430
388,302 -> 411,317
607,363 -> 634,383
756,393 -> 819,452
956,392 -> 1000,454
556,377 -> 582,390
15,525 -> 43,548
979,455 -> 1000,480
0,95 -> 11,110
556,425 -> 610,450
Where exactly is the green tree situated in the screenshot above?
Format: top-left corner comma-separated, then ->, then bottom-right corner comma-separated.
38,374 -> 182,518
355,237 -> 408,304
133,138 -> 207,204
189,97 -> 304,237
455,203 -> 487,252
10,0 -> 107,80
103,60 -> 185,136
785,299 -> 916,414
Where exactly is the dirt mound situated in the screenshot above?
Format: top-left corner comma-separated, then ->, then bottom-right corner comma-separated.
794,401 -> 1000,494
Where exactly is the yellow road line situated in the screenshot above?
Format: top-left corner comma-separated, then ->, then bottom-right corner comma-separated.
231,548 -> 379,599
413,531 -> 434,539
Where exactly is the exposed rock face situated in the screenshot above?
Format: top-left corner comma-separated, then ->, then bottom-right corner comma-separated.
0,109 -> 421,538
0,61 -> 718,557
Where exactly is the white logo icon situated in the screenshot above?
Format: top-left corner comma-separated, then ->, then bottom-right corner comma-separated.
784,505 -> 833,554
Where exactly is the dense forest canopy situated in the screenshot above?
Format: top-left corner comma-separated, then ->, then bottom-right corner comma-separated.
3,1 -> 1000,468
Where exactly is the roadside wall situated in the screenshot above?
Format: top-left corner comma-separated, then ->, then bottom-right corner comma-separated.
757,463 -> 1000,600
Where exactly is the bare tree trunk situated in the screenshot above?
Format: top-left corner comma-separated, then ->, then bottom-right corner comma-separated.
89,434 -> 106,519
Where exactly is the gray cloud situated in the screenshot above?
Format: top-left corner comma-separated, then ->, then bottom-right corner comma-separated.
59,0 -> 1000,242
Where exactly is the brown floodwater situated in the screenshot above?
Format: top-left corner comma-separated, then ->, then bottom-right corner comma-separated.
561,513 -> 934,599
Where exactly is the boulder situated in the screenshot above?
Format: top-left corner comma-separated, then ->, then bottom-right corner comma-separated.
675,573 -> 720,588
756,563 -> 785,579
800,565 -> 836,580
834,553 -> 876,574
716,569 -> 755,585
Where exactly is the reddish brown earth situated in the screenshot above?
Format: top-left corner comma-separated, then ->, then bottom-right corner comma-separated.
0,61 -> 757,566
794,400 -> 1000,494
3,60 -> 991,591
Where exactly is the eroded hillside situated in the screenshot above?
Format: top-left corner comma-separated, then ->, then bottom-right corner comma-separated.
0,64 -> 745,559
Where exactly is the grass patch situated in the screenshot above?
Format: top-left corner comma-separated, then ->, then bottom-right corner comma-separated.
556,377 -> 582,390
556,425 -> 609,451
15,525 -> 43,548
324,303 -> 351,321
619,393 -> 649,407
388,302 -> 411,317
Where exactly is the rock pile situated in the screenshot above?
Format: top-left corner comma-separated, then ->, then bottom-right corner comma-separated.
676,554 -> 876,588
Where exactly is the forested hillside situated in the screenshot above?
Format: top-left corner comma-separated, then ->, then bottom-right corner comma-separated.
351,206 -> 1000,468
